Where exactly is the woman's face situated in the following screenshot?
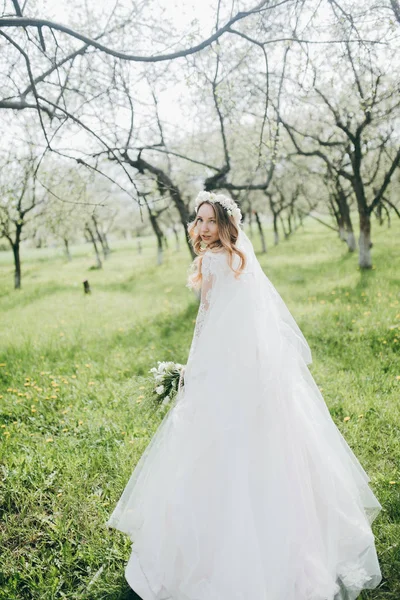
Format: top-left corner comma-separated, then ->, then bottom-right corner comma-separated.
196,202 -> 219,245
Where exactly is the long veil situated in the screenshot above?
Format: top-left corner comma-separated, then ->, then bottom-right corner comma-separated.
236,227 -> 312,366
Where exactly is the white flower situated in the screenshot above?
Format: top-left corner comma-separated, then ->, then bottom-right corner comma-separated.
196,191 -> 211,206
155,385 -> 164,395
161,395 -> 170,406
194,191 -> 242,225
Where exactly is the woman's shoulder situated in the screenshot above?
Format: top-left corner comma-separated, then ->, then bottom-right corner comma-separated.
201,247 -> 229,276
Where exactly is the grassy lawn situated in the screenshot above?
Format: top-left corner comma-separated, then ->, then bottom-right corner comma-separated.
0,220 -> 399,599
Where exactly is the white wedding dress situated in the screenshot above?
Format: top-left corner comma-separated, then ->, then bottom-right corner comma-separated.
106,228 -> 382,600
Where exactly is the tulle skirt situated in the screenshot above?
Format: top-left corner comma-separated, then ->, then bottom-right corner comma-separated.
106,339 -> 382,600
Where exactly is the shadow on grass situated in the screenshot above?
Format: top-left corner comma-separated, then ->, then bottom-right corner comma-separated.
0,283 -> 72,311
261,250 -> 359,288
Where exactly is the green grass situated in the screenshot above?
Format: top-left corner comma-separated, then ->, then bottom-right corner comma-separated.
0,222 -> 399,599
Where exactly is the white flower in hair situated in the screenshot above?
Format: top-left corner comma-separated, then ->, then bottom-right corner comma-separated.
194,191 -> 242,225
196,191 -> 212,204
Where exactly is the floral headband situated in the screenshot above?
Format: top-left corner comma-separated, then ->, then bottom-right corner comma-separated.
194,191 -> 242,225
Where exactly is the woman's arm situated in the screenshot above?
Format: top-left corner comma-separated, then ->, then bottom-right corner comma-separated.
193,253 -> 216,340
200,254 -> 215,312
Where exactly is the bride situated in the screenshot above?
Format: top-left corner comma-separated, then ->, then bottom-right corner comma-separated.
106,191 -> 382,600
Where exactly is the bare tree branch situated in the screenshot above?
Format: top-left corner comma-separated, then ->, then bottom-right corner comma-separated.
0,2 -> 287,63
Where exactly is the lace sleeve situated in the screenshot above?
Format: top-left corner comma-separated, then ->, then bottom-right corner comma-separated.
187,252 -> 217,360
196,253 -> 215,335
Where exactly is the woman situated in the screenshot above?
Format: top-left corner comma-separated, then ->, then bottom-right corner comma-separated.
106,191 -> 382,600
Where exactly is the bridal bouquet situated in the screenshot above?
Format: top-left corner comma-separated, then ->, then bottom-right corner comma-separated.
149,361 -> 185,406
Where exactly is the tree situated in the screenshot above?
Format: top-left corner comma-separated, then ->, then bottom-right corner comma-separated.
0,151 -> 45,288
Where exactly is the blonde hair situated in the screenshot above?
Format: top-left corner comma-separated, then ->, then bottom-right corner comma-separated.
187,200 -> 246,290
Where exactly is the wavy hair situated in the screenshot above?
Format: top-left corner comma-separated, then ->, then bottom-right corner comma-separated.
187,199 -> 246,290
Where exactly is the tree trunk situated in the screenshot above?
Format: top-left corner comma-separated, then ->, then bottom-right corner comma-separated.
102,232 -> 111,257
358,212 -> 372,269
273,214 -> 279,245
376,203 -> 383,226
63,238 -> 72,261
248,209 -> 254,238
287,214 -> 292,236
254,211 -> 267,253
280,215 -> 289,239
92,215 -> 108,260
329,193 -> 345,239
172,225 -> 180,251
268,195 -> 280,245
85,225 -> 102,269
157,243 -> 163,266
347,230 -> 356,253
297,209 -> 304,228
12,241 -> 21,289
338,191 -> 356,252
148,211 -> 164,265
